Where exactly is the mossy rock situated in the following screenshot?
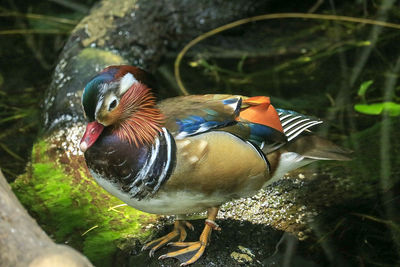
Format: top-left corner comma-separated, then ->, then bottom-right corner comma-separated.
12,134 -> 157,267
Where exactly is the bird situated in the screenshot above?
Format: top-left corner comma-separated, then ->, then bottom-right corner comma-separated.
79,65 -> 351,266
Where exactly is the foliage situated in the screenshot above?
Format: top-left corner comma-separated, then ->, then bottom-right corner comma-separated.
355,101 -> 400,116
0,1 -> 94,180
354,80 -> 400,116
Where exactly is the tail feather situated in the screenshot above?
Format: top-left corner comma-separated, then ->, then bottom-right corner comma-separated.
284,135 -> 352,161
264,135 -> 351,187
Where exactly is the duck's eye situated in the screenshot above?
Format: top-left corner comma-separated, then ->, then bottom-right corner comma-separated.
108,99 -> 118,111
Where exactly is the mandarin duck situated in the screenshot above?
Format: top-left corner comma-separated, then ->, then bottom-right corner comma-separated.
79,65 -> 350,266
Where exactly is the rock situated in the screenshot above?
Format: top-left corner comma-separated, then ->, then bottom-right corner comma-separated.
0,170 -> 92,267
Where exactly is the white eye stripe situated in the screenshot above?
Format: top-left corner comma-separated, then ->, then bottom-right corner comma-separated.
119,73 -> 138,95
94,98 -> 104,120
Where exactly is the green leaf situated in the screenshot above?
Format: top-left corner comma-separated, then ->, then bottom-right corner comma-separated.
354,102 -> 400,116
357,80 -> 374,100
383,102 -> 400,116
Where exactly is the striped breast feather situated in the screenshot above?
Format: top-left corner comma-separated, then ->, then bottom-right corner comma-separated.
127,127 -> 176,200
276,109 -> 323,142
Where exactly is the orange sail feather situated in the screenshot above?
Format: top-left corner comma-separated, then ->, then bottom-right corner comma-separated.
239,96 -> 284,133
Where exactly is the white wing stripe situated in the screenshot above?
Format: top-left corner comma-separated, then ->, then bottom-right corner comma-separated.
286,121 -> 322,141
281,115 -> 302,127
279,114 -> 292,120
283,118 -> 310,132
286,121 -> 320,137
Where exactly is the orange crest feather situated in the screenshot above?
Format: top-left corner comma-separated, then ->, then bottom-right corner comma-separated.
113,82 -> 164,146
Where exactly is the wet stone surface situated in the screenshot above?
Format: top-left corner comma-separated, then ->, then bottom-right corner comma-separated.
123,218 -> 284,266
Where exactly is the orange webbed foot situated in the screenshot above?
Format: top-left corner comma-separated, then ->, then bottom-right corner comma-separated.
158,207 -> 220,266
142,220 -> 193,257
159,240 -> 207,266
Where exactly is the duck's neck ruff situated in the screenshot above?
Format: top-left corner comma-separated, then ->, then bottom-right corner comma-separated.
113,83 -> 163,147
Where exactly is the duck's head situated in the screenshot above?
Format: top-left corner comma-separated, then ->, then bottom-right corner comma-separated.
79,65 -> 163,152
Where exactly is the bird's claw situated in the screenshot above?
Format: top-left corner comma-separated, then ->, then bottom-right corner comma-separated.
158,241 -> 206,266
141,220 -> 191,256
158,254 -> 167,260
149,249 -> 155,257
185,221 -> 194,231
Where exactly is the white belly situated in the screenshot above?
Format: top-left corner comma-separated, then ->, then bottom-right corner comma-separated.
92,170 -> 227,215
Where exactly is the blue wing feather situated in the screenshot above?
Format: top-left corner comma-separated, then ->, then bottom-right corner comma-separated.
175,98 -> 241,139
174,97 -> 289,149
162,96 -> 323,154
246,123 -> 287,149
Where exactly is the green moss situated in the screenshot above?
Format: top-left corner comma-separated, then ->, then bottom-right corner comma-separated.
12,139 -> 156,266
77,48 -> 126,66
74,0 -> 138,47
